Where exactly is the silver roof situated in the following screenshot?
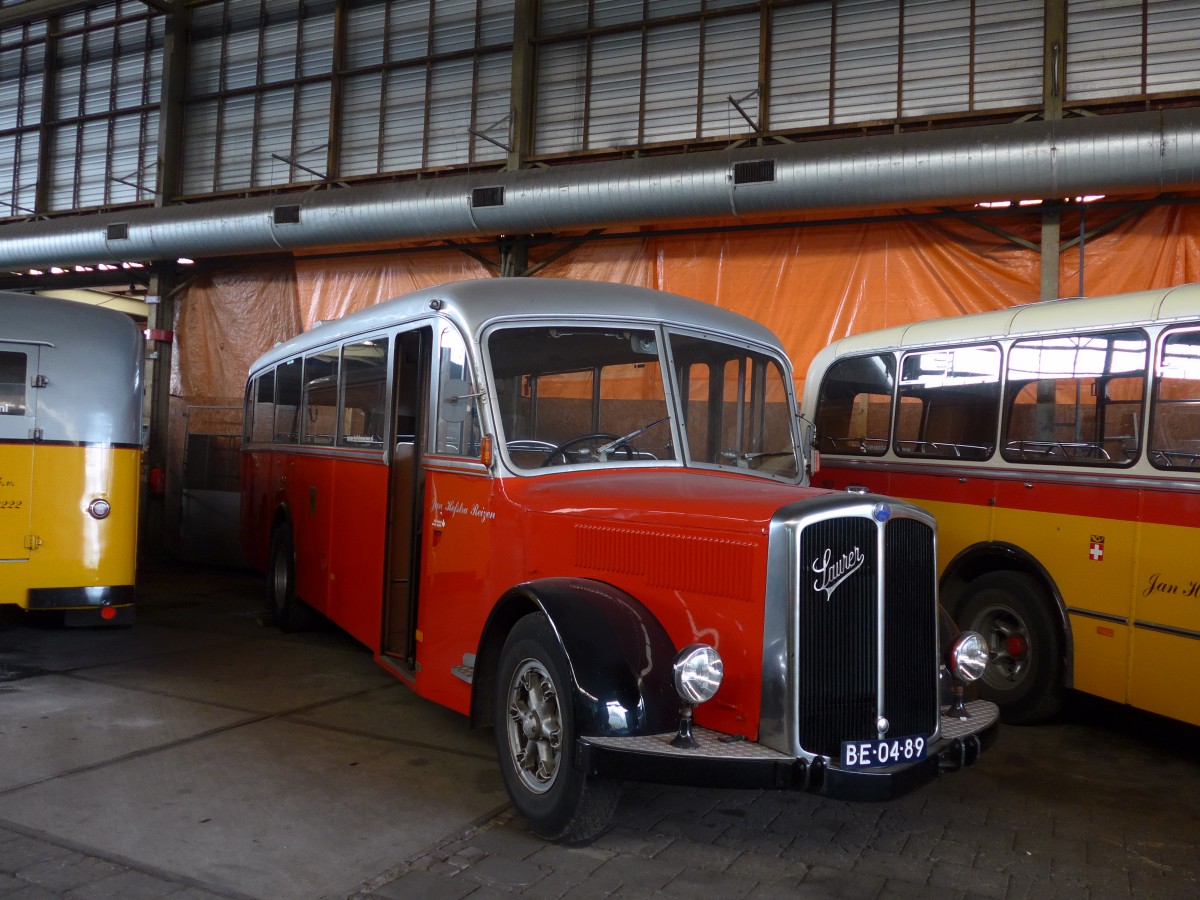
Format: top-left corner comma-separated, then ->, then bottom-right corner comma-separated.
823,282 -> 1200,360
801,282 -> 1200,412
0,291 -> 143,445
251,278 -> 786,373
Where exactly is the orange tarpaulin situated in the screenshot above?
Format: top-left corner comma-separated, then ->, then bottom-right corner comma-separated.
534,213 -> 1042,395
172,262 -> 302,401
173,200 -> 1200,409
1058,202 -> 1200,297
293,251 -> 492,329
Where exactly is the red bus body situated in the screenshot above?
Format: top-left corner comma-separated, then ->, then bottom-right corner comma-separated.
241,278 -> 997,841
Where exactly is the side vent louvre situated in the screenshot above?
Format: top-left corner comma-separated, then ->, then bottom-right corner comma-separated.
106,223 -> 129,241
471,186 -> 505,208
273,204 -> 301,225
732,159 -> 776,185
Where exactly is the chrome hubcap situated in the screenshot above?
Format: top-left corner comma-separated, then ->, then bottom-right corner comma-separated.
505,659 -> 562,793
977,604 -> 1030,689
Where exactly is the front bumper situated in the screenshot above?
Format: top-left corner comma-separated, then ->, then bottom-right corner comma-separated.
578,699 -> 998,801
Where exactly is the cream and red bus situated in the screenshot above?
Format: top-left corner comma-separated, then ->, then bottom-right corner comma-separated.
0,291 -> 143,625
240,278 -> 996,842
803,283 -> 1200,727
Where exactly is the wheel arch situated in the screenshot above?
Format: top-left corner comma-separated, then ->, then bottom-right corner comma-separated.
270,502 -> 292,538
940,541 -> 1074,688
471,577 -> 680,737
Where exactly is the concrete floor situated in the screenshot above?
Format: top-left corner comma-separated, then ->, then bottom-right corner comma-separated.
2,563 -> 1199,900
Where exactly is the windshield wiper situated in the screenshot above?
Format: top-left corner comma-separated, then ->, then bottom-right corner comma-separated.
720,449 -> 797,469
598,416 -> 670,460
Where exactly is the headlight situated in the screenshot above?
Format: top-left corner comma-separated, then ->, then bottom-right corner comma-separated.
947,631 -> 989,683
672,644 -> 723,704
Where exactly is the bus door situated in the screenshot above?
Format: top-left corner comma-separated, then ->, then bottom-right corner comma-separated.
0,343 -> 39,562
383,327 -> 431,665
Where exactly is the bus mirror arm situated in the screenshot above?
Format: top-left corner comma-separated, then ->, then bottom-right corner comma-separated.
439,379 -> 485,424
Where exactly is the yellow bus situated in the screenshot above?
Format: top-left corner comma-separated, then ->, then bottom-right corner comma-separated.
1,292 -> 143,625
802,283 -> 1200,726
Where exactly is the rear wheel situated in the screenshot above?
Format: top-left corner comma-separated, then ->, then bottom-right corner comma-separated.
268,524 -> 311,632
958,571 -> 1064,724
494,613 -> 619,843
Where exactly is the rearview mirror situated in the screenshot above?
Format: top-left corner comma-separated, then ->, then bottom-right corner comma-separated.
439,378 -> 477,424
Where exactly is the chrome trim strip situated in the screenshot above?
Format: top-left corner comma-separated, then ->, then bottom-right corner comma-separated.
1067,609 -> 1200,639
1065,607 -> 1129,625
875,512 -> 887,737
758,510 -> 794,756
240,444 -> 386,465
424,456 -> 490,475
819,456 -> 1200,493
1134,620 -> 1200,641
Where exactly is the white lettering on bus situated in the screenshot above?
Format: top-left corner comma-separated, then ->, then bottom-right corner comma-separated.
811,546 -> 865,600
431,498 -> 496,523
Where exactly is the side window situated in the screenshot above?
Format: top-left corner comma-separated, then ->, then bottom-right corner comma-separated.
249,370 -> 275,443
1003,330 -> 1147,466
338,337 -> 388,448
895,345 -> 1000,460
1150,328 -> 1200,470
274,358 -> 302,443
0,351 -> 28,416
301,348 -> 340,445
435,326 -> 481,457
814,353 -> 895,456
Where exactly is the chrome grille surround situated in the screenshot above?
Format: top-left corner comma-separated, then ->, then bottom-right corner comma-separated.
759,493 -> 941,759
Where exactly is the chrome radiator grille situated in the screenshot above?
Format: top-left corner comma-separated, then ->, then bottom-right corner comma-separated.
795,513 -> 938,759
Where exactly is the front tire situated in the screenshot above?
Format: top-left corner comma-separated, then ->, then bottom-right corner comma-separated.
958,571 -> 1064,724
494,613 -> 619,843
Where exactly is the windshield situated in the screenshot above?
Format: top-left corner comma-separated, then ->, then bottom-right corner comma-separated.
486,324 -> 799,480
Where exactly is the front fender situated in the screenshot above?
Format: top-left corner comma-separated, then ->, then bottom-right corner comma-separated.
487,577 -> 680,738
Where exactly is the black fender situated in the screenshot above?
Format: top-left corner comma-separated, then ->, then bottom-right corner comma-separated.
473,577 -> 680,738
940,540 -> 1074,689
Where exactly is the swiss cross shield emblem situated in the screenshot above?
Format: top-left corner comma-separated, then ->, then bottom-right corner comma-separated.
1089,535 -> 1105,561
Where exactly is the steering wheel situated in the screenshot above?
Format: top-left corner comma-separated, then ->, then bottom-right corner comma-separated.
540,432 -> 637,467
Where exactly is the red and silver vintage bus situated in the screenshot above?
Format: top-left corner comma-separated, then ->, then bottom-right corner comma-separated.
803,283 -> 1200,728
241,278 -> 996,841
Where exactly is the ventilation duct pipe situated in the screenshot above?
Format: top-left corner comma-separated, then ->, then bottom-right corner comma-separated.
2,108 -> 1199,270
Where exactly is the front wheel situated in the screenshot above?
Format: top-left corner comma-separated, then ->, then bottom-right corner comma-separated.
494,613 -> 619,843
957,571 -> 1064,724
